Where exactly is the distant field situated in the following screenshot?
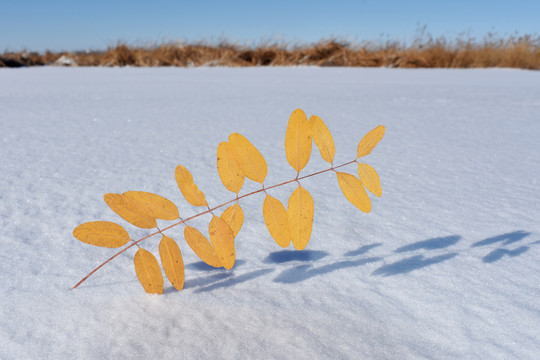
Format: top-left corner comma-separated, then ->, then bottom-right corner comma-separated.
2,35 -> 540,69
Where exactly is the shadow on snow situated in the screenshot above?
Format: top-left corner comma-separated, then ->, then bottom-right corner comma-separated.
172,230 -> 535,291
274,257 -> 382,284
193,268 -> 274,293
472,230 -> 531,247
264,249 -> 329,264
482,246 -> 530,263
186,259 -> 247,271
344,243 -> 383,257
369,235 -> 461,276
394,236 -> 461,253
472,230 -> 532,263
372,253 -> 458,276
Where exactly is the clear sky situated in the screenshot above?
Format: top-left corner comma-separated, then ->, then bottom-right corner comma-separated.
1,0 -> 539,52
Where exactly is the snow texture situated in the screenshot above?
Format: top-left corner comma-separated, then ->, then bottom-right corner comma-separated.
1,67 -> 539,359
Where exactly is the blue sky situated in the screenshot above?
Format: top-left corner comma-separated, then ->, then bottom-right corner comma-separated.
1,0 -> 539,52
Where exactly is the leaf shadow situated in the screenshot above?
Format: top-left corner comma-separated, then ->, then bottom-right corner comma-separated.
183,231 -> 536,290
187,259 -> 247,271
193,268 -> 274,293
264,250 -> 329,264
394,235 -> 461,253
482,246 -> 530,263
372,253 -> 458,277
183,271 -> 234,290
86,232 -> 536,292
344,243 -> 383,257
471,230 -> 533,263
471,230 -> 531,247
274,257 -> 382,284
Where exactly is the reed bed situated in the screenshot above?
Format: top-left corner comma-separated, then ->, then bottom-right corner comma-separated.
2,35 -> 539,69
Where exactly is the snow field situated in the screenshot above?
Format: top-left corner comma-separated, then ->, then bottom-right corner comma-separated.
0,67 -> 539,359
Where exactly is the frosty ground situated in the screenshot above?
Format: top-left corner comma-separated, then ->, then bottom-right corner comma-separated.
1,67 -> 539,359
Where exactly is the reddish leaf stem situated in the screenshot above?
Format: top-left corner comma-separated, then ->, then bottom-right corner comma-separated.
71,158 -> 357,290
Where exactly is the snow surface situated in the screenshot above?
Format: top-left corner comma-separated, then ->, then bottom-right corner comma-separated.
1,67 -> 539,359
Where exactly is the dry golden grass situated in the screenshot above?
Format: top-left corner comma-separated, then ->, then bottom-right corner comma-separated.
2,35 -> 539,69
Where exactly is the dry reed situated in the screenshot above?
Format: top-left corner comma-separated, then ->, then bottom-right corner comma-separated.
2,35 -> 539,69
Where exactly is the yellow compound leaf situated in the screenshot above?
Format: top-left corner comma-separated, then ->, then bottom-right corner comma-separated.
184,225 -> 222,268
357,163 -> 382,197
217,141 -> 245,193
123,191 -> 180,220
336,172 -> 371,213
103,193 -> 157,229
73,221 -> 130,248
285,108 -> 312,174
220,203 -> 244,237
357,125 -> 385,158
228,133 -> 267,184
175,165 -> 208,207
209,216 -> 236,270
287,185 -> 314,250
158,235 -> 185,291
263,194 -> 291,248
309,115 -> 335,164
134,248 -> 163,294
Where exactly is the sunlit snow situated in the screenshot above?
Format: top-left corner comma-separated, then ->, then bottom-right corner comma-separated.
1,67 -> 539,359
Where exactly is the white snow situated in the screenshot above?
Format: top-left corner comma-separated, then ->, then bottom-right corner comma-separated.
1,67 -> 539,359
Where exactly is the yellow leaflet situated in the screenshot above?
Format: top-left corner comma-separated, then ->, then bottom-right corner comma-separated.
285,108 -> 312,174
217,141 -> 245,193
336,172 -> 371,213
209,216 -> 236,270
158,235 -> 185,291
220,203 -> 244,237
357,163 -> 382,197
103,193 -> 157,229
133,248 -> 163,294
123,191 -> 180,220
175,165 -> 208,207
228,133 -> 267,184
184,225 -> 222,267
287,185 -> 314,250
263,194 -> 291,248
357,125 -> 385,158
309,115 -> 335,164
73,221 -> 130,248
